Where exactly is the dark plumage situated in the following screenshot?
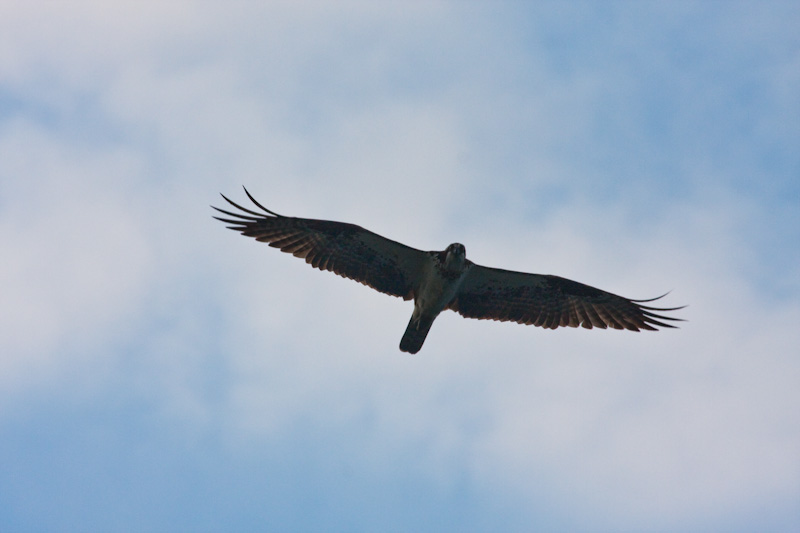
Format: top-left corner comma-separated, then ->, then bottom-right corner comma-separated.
213,188 -> 684,353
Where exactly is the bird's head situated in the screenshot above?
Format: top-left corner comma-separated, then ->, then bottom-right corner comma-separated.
443,243 -> 466,272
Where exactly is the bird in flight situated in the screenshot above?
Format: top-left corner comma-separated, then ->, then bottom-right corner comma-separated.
213,188 -> 684,353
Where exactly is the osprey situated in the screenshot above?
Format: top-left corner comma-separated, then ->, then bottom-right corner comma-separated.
213,188 -> 684,353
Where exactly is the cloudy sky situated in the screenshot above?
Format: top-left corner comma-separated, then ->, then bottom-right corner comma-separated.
1,2 -> 798,531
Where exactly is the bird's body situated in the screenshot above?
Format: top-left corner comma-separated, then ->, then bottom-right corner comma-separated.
401,243 -> 469,353
213,189 -> 683,353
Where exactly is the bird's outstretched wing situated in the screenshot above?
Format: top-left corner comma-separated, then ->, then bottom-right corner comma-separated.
212,188 -> 427,300
450,265 -> 684,331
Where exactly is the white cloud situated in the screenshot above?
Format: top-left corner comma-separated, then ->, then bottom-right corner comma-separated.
0,1 -> 797,531
0,120 -> 153,396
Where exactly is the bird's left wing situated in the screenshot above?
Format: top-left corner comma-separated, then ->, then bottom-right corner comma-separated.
450,264 -> 684,331
212,189 -> 427,300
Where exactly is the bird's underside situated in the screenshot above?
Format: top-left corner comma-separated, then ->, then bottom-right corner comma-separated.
213,188 -> 685,353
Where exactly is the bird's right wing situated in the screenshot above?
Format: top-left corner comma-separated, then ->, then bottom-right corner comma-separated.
212,189 -> 427,300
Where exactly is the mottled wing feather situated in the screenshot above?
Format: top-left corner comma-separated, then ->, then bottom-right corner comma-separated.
450,265 -> 684,331
212,190 -> 427,299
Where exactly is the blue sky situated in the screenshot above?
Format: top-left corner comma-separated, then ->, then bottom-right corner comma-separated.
1,2 -> 798,531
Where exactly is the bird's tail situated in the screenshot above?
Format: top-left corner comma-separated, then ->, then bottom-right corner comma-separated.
399,315 -> 435,354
